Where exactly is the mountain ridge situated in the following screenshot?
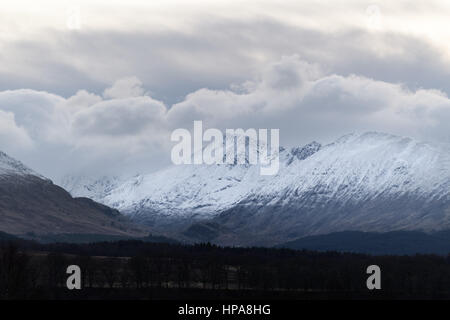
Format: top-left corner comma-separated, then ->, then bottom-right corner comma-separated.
60,131 -> 450,246
0,150 -> 146,238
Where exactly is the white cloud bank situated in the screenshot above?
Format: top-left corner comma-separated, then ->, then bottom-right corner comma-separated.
0,55 -> 449,179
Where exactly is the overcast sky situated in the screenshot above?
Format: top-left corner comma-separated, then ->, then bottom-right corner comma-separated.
0,0 -> 449,179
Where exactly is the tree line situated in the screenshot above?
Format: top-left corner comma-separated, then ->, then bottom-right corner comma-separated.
1,240 -> 450,299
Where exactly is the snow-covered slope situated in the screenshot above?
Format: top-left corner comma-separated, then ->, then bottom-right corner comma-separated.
62,132 -> 450,244
0,151 -> 43,177
214,132 -> 450,244
60,175 -> 124,203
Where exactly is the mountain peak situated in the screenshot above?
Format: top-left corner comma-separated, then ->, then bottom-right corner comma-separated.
61,132 -> 450,246
0,151 -> 39,177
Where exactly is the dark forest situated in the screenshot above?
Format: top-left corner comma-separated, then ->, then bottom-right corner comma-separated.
1,239 -> 450,300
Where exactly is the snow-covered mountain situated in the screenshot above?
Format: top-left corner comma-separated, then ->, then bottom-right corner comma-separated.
0,151 -> 44,178
60,174 -> 125,203
61,132 -> 450,245
0,150 -> 145,238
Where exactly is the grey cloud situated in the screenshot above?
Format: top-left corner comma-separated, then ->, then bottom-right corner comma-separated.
1,17 -> 450,105
0,55 -> 449,180
103,77 -> 145,99
0,89 -> 67,142
73,96 -> 166,136
168,55 -> 450,147
0,110 -> 33,151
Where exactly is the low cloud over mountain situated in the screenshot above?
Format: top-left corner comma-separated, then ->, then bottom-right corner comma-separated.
1,55 -> 449,179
